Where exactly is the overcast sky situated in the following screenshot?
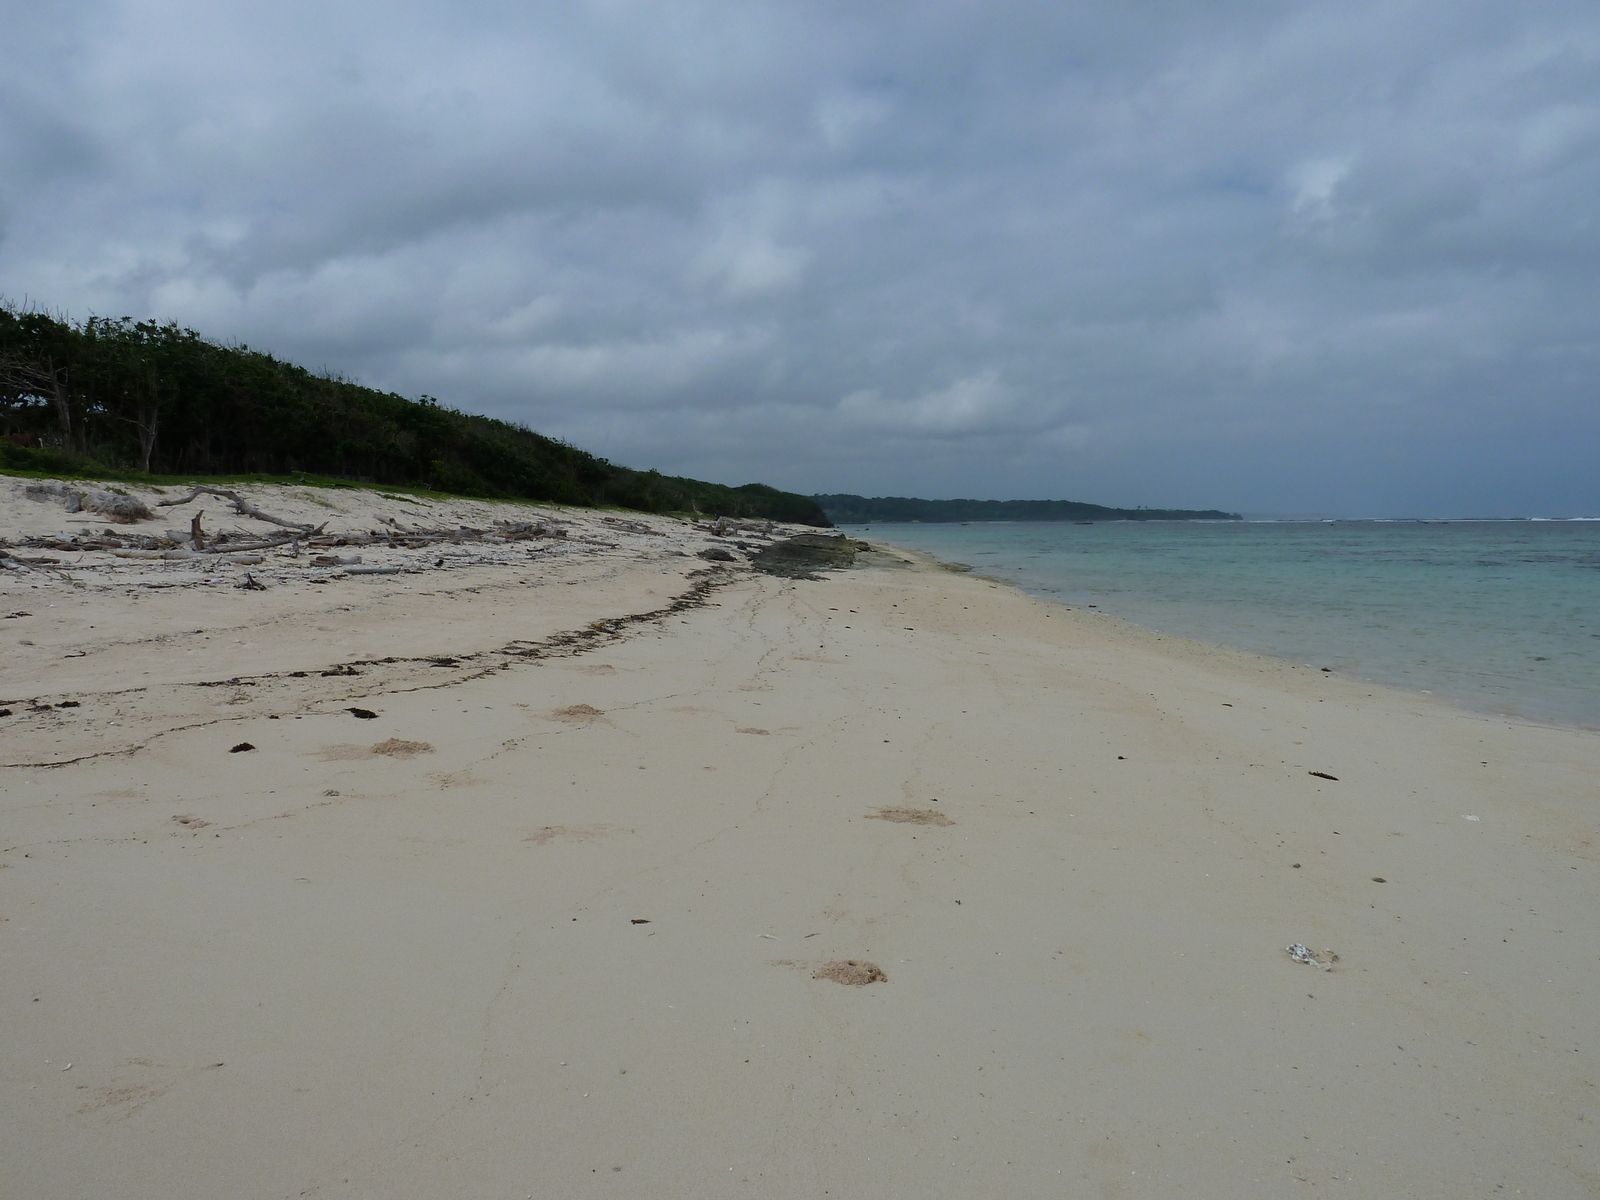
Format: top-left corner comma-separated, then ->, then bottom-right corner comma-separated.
3,0 -> 1598,515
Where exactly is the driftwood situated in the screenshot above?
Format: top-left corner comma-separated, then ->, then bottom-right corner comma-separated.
111,549 -> 265,563
205,527 -> 320,553
698,516 -> 774,537
24,533 -> 173,552
100,523 -> 312,557
600,516 -> 665,536
15,481 -> 153,522
157,486 -> 316,531
495,519 -> 567,540
215,533 -> 314,552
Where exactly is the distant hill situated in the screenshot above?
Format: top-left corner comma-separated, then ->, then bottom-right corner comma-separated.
814,494 -> 1241,523
0,305 -> 830,526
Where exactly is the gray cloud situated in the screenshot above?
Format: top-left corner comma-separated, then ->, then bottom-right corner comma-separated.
3,0 -> 1598,515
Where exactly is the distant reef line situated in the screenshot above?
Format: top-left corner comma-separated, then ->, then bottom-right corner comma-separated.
0,304 -> 830,526
813,494 -> 1242,523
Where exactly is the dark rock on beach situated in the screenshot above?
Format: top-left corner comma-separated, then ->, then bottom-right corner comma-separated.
751,533 -> 865,578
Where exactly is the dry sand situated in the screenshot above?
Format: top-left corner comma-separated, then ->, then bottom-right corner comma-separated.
3,476 -> 1598,1197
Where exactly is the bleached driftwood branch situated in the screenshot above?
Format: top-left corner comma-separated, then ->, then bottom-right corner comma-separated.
156,486 -> 316,531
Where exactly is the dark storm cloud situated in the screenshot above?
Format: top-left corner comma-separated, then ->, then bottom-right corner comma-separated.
3,0 -> 1598,514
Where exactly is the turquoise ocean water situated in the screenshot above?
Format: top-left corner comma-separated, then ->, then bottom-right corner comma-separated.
842,521 -> 1600,730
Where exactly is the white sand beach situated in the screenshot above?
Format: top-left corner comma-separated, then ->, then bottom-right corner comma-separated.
3,476 -> 1597,1198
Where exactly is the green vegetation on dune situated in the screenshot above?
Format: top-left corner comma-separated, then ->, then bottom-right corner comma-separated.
0,305 -> 830,525
813,494 -> 1241,523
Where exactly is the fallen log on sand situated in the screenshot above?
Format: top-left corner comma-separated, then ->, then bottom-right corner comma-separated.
111,549 -> 266,564
157,486 -> 317,531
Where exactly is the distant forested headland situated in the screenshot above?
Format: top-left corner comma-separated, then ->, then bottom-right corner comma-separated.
814,494 -> 1241,523
0,306 -> 829,525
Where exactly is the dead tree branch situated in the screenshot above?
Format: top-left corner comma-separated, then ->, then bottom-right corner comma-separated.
156,486 -> 316,531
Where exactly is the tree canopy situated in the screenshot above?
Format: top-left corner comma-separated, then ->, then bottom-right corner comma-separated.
0,305 -> 829,525
813,494 -> 1241,523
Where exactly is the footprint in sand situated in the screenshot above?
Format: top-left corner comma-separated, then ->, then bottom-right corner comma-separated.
768,958 -> 888,986
428,770 -> 486,788
76,1082 -> 172,1118
524,824 -> 614,845
317,739 -> 435,761
547,704 -> 607,723
369,738 -> 433,759
813,960 -> 889,986
865,806 -> 954,826
75,1061 -> 224,1119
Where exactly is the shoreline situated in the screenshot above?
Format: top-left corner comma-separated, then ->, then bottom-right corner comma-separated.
923,544 -> 1600,737
5,483 -> 1598,1197
844,521 -> 1600,735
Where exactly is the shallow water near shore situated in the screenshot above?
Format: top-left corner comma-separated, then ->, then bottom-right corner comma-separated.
845,520 -> 1600,729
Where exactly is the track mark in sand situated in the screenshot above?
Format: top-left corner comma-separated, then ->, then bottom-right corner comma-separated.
4,569 -> 735,770
75,1082 -> 172,1118
172,814 -> 210,828
814,960 -> 888,986
736,727 -> 770,735
429,770 -> 486,788
317,739 -> 434,760
866,805 -> 954,826
317,744 -> 371,760
74,1061 -> 224,1119
369,738 -> 433,759
524,824 -> 614,845
547,704 -> 606,722
576,663 -> 616,675
769,957 -> 889,985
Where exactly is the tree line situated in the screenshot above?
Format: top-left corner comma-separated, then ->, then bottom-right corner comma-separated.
812,494 -> 1241,523
0,305 -> 828,525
